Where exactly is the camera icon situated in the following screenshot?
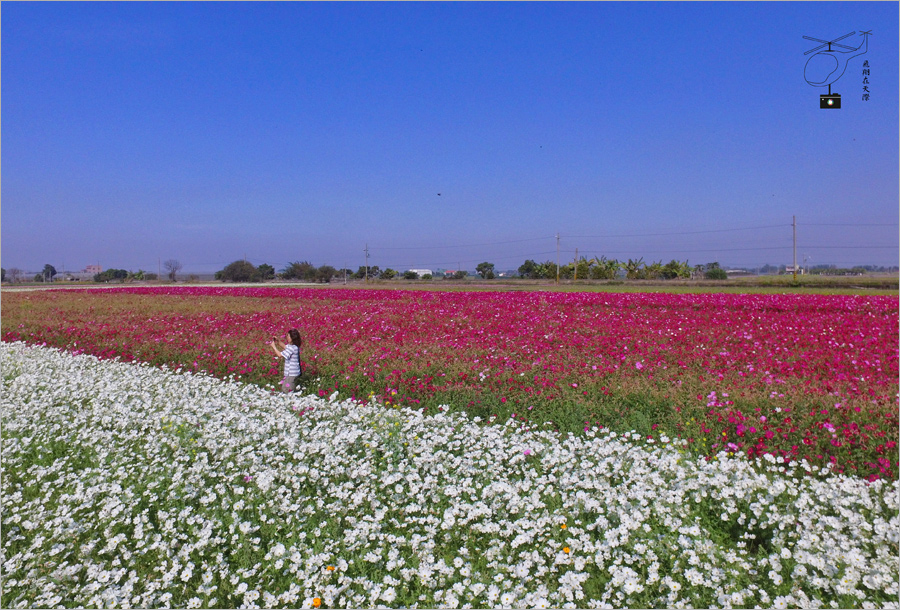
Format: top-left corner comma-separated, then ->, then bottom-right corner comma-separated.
820,93 -> 842,108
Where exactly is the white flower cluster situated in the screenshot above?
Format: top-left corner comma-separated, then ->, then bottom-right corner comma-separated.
2,342 -> 898,609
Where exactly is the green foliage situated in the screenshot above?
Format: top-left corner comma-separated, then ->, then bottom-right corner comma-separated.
704,262 -> 728,280
257,264 -> 275,281
621,258 -> 646,280
403,270 -> 419,280
94,269 -> 129,283
661,259 -> 692,280
421,274 -> 432,280
573,257 -> 591,280
537,261 -> 558,280
644,260 -> 664,280
476,262 -> 495,279
219,260 -> 258,282
316,265 -> 337,283
518,259 -> 538,279
43,264 -> 58,280
282,261 -> 316,281
381,268 -> 398,280
590,256 -> 620,280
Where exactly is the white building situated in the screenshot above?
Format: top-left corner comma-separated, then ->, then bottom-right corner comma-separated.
407,269 -> 433,277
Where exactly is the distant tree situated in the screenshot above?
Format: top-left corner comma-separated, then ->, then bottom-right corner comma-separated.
452,270 -> 468,280
145,273 -> 159,281
621,258 -> 646,280
573,257 -> 591,280
535,261 -> 558,280
282,261 -> 316,281
164,259 -> 182,282
257,264 -> 275,281
130,270 -> 146,281
34,274 -> 44,283
660,259 -> 691,280
518,259 -> 539,279
316,265 -> 337,283
219,260 -> 257,282
589,256 -> 619,280
1,268 -> 5,282
704,262 -> 728,280
8,268 -> 23,283
422,274 -> 432,280
403,270 -> 419,280
381,268 -> 397,280
43,264 -> 58,282
476,262 -> 495,279
644,260 -> 664,280
95,269 -> 128,283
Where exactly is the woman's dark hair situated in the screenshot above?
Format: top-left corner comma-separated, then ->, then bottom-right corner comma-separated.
288,328 -> 302,348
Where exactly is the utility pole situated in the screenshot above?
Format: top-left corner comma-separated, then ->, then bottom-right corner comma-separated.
556,233 -> 560,284
574,247 -> 579,281
364,244 -> 370,283
792,216 -> 797,282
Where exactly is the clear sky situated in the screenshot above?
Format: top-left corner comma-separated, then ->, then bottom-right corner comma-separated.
3,1 -> 898,275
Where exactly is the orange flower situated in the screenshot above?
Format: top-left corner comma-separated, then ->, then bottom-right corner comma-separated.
313,598 -> 322,608
326,566 -> 336,571
560,524 -> 567,529
563,547 -> 571,554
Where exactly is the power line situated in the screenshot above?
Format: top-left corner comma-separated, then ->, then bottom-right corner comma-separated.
564,224 -> 788,239
804,223 -> 896,227
372,236 -> 553,251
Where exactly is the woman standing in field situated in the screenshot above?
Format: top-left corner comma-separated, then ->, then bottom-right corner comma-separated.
270,329 -> 302,393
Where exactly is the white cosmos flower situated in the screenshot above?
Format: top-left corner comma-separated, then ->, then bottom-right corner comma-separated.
2,342 -> 897,610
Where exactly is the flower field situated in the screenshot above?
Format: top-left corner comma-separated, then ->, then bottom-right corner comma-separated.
1,286 -> 897,480
2,342 -> 898,609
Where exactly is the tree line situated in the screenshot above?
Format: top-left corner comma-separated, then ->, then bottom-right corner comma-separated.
516,257 -> 728,280
213,258 -> 730,282
215,260 -> 441,283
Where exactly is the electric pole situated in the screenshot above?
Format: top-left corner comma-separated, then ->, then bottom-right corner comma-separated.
574,247 -> 578,281
364,244 -> 370,283
556,233 -> 560,284
792,216 -> 797,282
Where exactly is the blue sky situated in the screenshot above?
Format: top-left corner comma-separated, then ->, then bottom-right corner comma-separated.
3,2 -> 898,274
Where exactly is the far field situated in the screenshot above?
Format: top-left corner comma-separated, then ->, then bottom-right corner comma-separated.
2,285 -> 896,480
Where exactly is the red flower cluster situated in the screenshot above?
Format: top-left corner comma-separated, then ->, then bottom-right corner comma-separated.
3,287 -> 897,479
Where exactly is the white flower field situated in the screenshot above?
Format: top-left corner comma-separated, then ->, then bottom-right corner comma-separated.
2,342 -> 898,609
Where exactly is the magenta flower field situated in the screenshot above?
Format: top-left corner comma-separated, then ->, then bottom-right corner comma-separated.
2,286 -> 897,479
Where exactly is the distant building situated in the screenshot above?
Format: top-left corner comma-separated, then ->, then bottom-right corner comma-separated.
85,265 -> 102,275
408,269 -> 433,277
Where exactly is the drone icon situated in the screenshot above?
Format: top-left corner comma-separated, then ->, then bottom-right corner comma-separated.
803,30 -> 870,107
